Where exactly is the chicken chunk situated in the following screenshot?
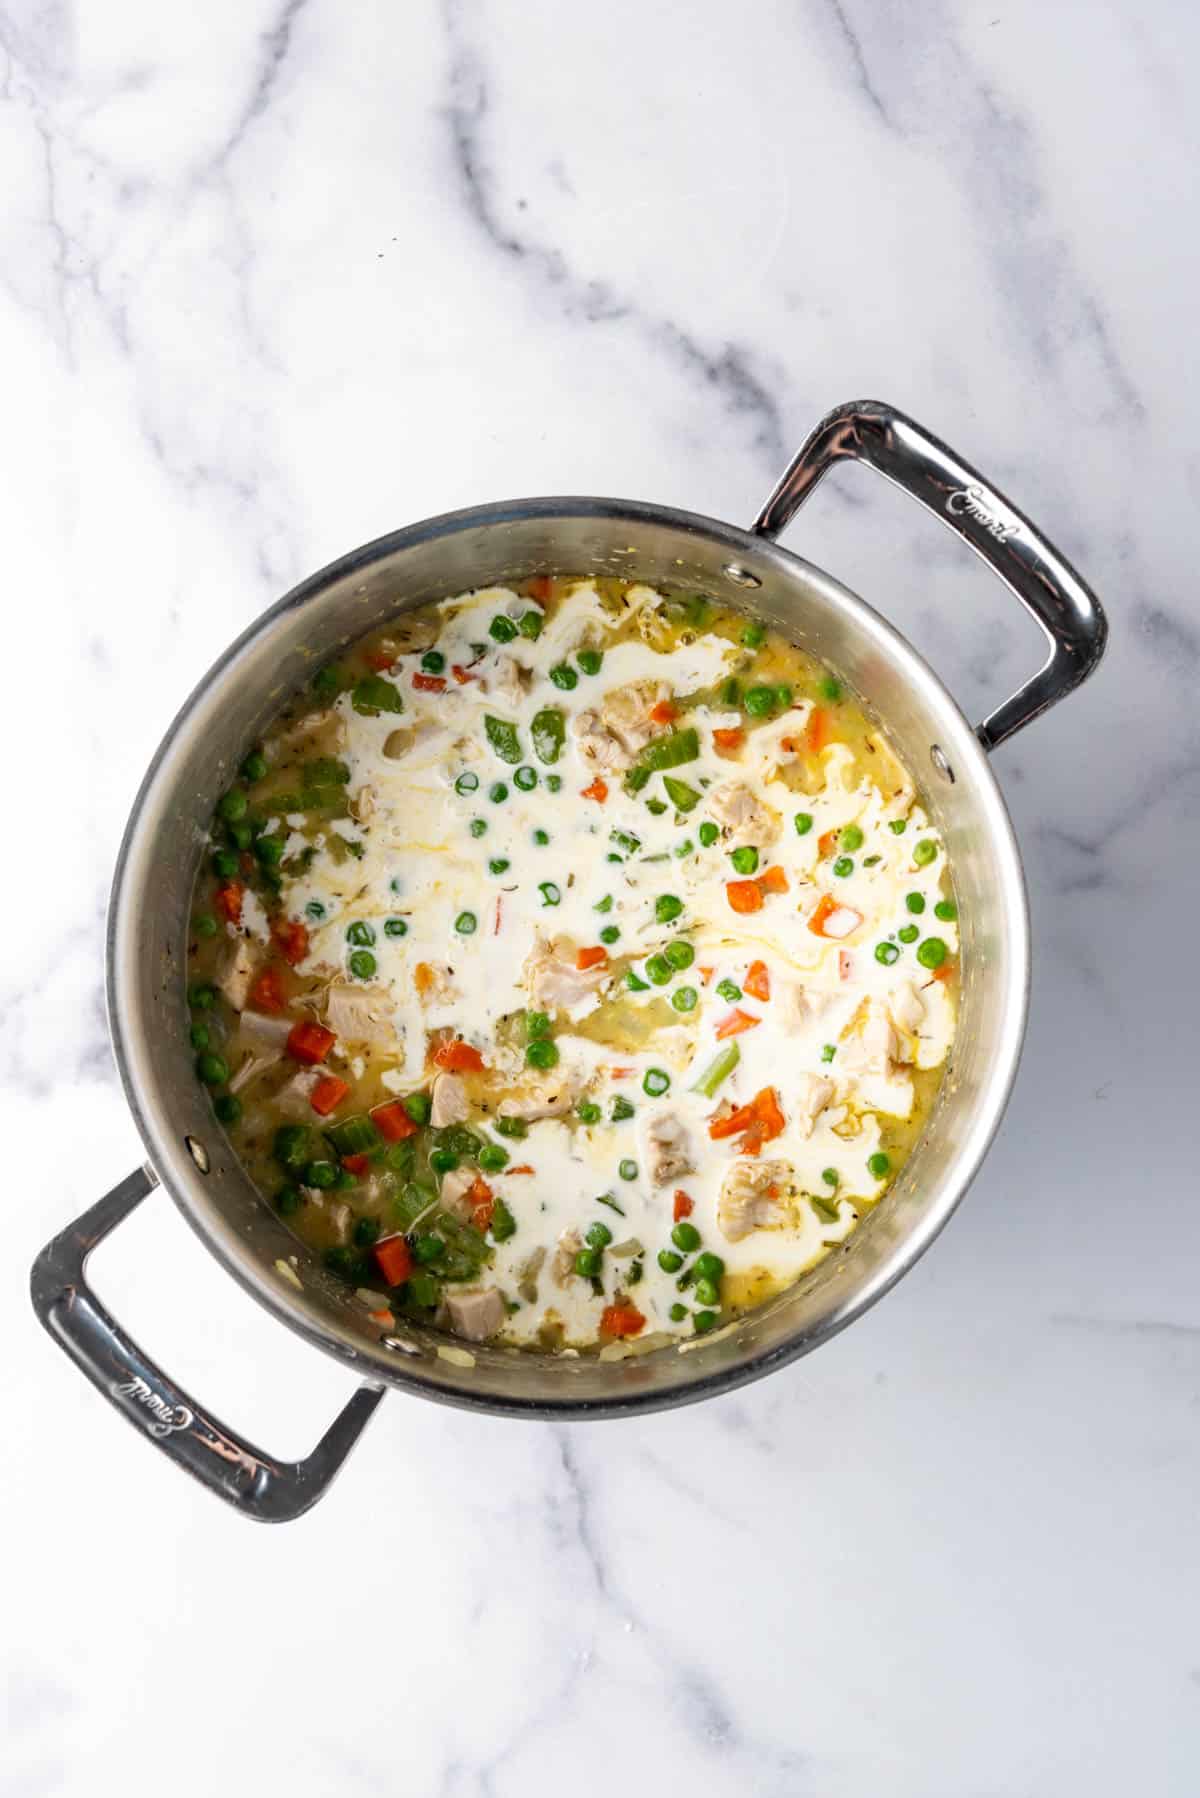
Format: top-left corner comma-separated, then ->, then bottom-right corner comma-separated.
889,981 -> 926,1036
645,1112 -> 694,1186
439,1166 -> 478,1222
445,1287 -> 506,1343
573,709 -> 631,773
718,1159 -> 794,1243
276,1068 -> 321,1118
215,938 -> 260,1011
414,962 -> 459,1008
774,979 -> 824,1035
239,1010 -> 293,1049
498,1071 -> 578,1122
707,780 -> 781,849
600,678 -> 670,754
274,708 -> 344,754
324,982 -> 396,1048
839,999 -> 899,1076
552,1228 -> 584,1284
523,936 -> 609,1012
484,653 -> 527,708
793,1073 -> 835,1138
228,1052 -> 281,1095
430,1071 -> 469,1128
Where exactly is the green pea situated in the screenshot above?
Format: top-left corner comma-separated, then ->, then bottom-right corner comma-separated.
693,1310 -> 718,1334
489,782 -> 509,803
348,949 -> 377,978
645,953 -> 672,986
430,1148 -> 459,1175
496,1114 -> 527,1139
671,985 -> 698,1013
643,1068 -> 670,1097
189,1022 -> 210,1050
532,829 -> 550,849
698,821 -> 719,847
574,1247 -> 602,1278
241,750 -> 268,782
526,1011 -> 552,1038
744,685 -> 775,717
618,1158 -> 638,1181
671,1221 -> 701,1253
346,920 -> 376,946
577,648 -> 603,675
455,911 -> 477,935
793,812 -> 813,836
821,1168 -> 839,1187
840,824 -> 864,852
669,1302 -> 688,1323
549,664 -> 578,690
586,1222 -> 613,1249
819,676 -> 841,702
211,849 -> 239,879
935,899 -> 957,922
226,820 -> 253,851
490,614 -> 518,643
715,978 -> 742,1002
422,649 -> 446,673
546,774 -> 562,792
833,856 -> 854,878
600,924 -> 620,945
306,1159 -> 338,1189
195,1052 -> 228,1086
213,1092 -> 242,1126
693,1252 -> 725,1282
273,1124 -> 311,1168
875,942 -> 900,965
276,1184 -> 302,1216
917,936 -> 948,969
193,915 -> 218,940
413,1234 -> 443,1265
489,858 -> 511,875
384,916 -> 408,937
868,1152 -> 891,1179
658,1249 -> 684,1273
305,900 -> 327,922
576,1100 -> 602,1125
665,940 -> 695,971
217,787 -> 248,823
526,1038 -> 560,1070
740,621 -> 765,649
455,771 -> 479,794
730,845 -> 758,875
255,834 -> 285,867
655,894 -> 683,924
898,924 -> 919,944
611,1095 -> 636,1122
478,1143 -> 509,1173
905,892 -> 926,914
694,1277 -> 720,1307
469,818 -> 488,838
514,765 -> 537,792
403,1091 -> 431,1124
889,818 -> 908,835
913,839 -> 938,866
538,882 -> 561,907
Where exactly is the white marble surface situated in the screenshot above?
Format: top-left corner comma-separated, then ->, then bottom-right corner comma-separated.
4,1 -> 1199,1791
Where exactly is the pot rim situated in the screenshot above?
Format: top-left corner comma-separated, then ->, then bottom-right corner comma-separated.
106,493 -> 1030,1417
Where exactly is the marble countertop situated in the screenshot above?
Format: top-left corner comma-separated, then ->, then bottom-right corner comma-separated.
4,2 -> 1198,1792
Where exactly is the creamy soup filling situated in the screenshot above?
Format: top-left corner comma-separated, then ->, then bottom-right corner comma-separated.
184,578 -> 958,1352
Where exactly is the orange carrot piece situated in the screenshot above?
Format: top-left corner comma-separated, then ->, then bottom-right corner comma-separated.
412,672 -> 446,692
715,1008 -> 760,1040
673,1191 -> 694,1221
600,1303 -> 646,1339
757,864 -> 789,895
726,878 -> 763,914
649,700 -> 678,726
806,707 -> 829,754
743,960 -> 770,1002
271,917 -> 310,965
370,1099 -> 418,1142
433,1038 -> 486,1073
286,1020 -> 336,1065
373,1235 -> 413,1287
576,945 -> 608,971
310,1074 -> 349,1116
215,881 -> 243,925
581,777 -> 609,803
712,726 -> 744,754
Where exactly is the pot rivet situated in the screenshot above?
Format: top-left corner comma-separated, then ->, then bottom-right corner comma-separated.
722,562 -> 762,589
185,1135 -> 211,1174
930,744 -> 955,783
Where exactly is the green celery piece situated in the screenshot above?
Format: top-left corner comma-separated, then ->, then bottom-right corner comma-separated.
690,1041 -> 741,1098
662,775 -> 701,813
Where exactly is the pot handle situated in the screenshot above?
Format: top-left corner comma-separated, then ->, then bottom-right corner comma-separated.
30,1166 -> 385,1522
751,399 -> 1107,750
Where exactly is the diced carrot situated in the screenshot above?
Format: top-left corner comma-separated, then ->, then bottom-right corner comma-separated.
649,699 -> 678,726
365,647 -> 396,672
709,1102 -> 756,1141
715,1007 -> 760,1040
576,945 -> 608,971
525,576 -> 553,602
698,965 -> 715,983
450,664 -> 477,684
739,1122 -> 766,1157
818,828 -> 839,856
468,1175 -> 494,1233
752,1086 -> 785,1140
247,966 -> 287,1013
931,959 -> 956,983
607,1066 -> 633,1079
600,1303 -> 646,1339
743,960 -> 770,1002
757,864 -> 789,895
726,878 -> 763,914
215,881 -> 243,925
808,894 -> 837,935
310,1074 -> 349,1117
272,918 -> 310,966
286,1020 -> 336,1065
340,1153 -> 369,1176
581,777 -> 608,803
507,1164 -> 535,1175
412,672 -> 446,692
708,1087 -> 784,1151
712,726 -> 744,754
673,1191 -> 694,1222
373,1235 -> 413,1287
433,1038 -> 486,1074
807,894 -> 864,939
806,707 -> 829,754
370,1099 -> 418,1142
368,1307 -> 394,1326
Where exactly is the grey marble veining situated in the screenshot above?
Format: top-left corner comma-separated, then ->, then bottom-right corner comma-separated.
3,2 -> 1199,1794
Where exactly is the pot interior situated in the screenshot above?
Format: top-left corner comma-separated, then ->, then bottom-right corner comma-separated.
109,500 -> 1027,1415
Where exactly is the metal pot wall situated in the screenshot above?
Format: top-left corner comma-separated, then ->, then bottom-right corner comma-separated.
31,402 -> 1106,1520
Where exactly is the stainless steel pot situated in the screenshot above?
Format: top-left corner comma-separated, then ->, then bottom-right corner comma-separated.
32,402 -> 1105,1520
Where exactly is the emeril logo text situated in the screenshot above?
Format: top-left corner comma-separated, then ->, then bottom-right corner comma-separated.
946,484 -> 1019,545
113,1375 -> 194,1439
